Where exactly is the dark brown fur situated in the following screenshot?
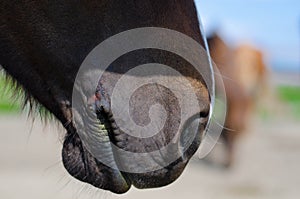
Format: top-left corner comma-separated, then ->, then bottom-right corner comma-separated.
1,0 -> 210,194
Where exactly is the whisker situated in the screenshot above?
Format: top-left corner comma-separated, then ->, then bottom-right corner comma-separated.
56,178 -> 72,194
57,173 -> 69,184
26,117 -> 35,143
76,184 -> 89,198
43,160 -> 62,174
213,71 -> 240,85
1,70 -> 57,125
210,115 -> 236,132
214,120 -> 235,132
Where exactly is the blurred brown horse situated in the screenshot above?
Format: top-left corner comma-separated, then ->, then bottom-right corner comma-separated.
208,33 -> 267,167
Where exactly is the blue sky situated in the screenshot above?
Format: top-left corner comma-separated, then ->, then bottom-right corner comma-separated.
195,0 -> 300,71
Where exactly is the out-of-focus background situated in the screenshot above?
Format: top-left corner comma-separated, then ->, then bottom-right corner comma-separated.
0,0 -> 299,198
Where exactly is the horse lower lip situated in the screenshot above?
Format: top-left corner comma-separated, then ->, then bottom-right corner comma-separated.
61,130 -> 132,194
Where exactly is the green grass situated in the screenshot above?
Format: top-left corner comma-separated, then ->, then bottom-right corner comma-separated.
277,85 -> 300,118
277,86 -> 300,103
0,72 -> 22,114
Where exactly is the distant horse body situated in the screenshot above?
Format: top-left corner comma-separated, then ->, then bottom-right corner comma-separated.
208,33 -> 267,167
234,44 -> 267,99
0,0 -> 211,193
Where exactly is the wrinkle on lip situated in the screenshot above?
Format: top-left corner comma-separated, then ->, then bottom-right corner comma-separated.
67,92 -> 133,192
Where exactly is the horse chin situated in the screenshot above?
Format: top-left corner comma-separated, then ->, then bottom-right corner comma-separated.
61,115 -> 203,194
62,131 -> 132,194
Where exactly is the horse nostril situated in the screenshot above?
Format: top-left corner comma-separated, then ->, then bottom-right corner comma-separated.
200,105 -> 210,119
179,107 -> 210,156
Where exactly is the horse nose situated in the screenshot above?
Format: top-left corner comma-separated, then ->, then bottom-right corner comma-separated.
179,107 -> 210,158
